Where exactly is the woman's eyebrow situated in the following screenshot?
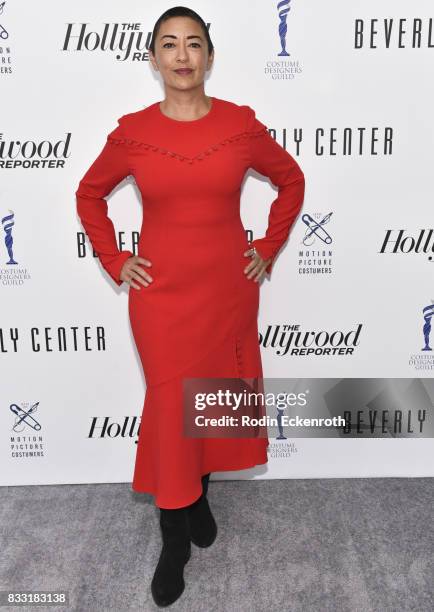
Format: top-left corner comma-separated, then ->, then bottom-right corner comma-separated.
160,34 -> 203,41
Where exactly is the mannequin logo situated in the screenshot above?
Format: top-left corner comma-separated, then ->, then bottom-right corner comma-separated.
1,210 -> 17,264
268,390 -> 308,440
410,302 -> 434,372
421,303 -> 434,352
264,1 -> 302,80
0,210 -> 31,285
277,0 -> 292,57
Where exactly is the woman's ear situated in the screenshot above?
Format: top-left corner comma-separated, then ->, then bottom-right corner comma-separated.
149,51 -> 159,71
207,50 -> 214,71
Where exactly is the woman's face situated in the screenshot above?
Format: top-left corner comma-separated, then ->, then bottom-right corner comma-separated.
150,16 -> 213,92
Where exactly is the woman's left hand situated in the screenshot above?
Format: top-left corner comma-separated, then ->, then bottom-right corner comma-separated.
243,247 -> 272,282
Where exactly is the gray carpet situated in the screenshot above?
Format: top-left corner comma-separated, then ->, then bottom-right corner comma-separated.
1,478 -> 433,611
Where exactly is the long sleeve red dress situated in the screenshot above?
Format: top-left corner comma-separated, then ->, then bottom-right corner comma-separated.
75,96 -> 305,509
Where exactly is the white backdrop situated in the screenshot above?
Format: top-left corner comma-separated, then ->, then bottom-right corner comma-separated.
2,0 -> 433,488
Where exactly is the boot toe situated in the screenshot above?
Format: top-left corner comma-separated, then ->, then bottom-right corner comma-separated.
151,549 -> 190,607
151,577 -> 185,607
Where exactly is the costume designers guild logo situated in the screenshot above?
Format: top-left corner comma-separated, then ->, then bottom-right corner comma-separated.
10,401 -> 44,459
266,389 -> 300,458
0,1 -> 12,75
267,439 -> 298,458
0,211 -> 30,285
409,302 -> 434,372
264,1 -> 303,81
298,211 -> 333,275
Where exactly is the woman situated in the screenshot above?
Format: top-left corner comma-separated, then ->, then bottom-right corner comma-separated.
75,5 -> 305,608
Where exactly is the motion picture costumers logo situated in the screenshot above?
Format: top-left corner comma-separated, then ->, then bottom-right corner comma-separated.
409,301 -> 434,372
298,210 -> 333,275
264,1 -> 303,81
1,210 -> 31,285
9,401 -> 44,459
0,1 -> 12,75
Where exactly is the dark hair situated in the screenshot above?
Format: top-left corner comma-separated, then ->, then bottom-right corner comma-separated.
149,6 -> 214,56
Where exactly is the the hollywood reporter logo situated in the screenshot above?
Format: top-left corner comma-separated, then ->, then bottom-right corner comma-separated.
0,132 -> 71,167
62,21 -> 211,62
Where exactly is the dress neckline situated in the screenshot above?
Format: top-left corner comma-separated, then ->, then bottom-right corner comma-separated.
156,96 -> 217,124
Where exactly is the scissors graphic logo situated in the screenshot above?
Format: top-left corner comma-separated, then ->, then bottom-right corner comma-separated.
10,402 -> 41,432
0,2 -> 9,41
301,212 -> 333,247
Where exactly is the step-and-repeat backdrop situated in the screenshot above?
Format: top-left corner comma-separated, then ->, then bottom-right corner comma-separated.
2,1 -> 433,488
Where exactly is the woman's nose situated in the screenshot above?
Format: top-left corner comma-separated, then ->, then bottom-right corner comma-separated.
176,42 -> 188,61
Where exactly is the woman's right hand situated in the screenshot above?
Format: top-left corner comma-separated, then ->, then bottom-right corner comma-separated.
120,256 -> 153,290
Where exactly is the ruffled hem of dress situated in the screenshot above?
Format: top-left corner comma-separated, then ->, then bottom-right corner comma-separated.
131,451 -> 269,509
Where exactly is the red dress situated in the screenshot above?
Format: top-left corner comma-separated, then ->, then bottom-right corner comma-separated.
75,96 -> 305,508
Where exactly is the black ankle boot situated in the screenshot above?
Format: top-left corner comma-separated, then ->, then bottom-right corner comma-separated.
186,473 -> 217,548
151,506 -> 191,607
201,472 -> 210,496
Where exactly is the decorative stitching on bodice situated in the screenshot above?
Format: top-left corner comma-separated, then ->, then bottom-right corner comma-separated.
107,127 -> 268,165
